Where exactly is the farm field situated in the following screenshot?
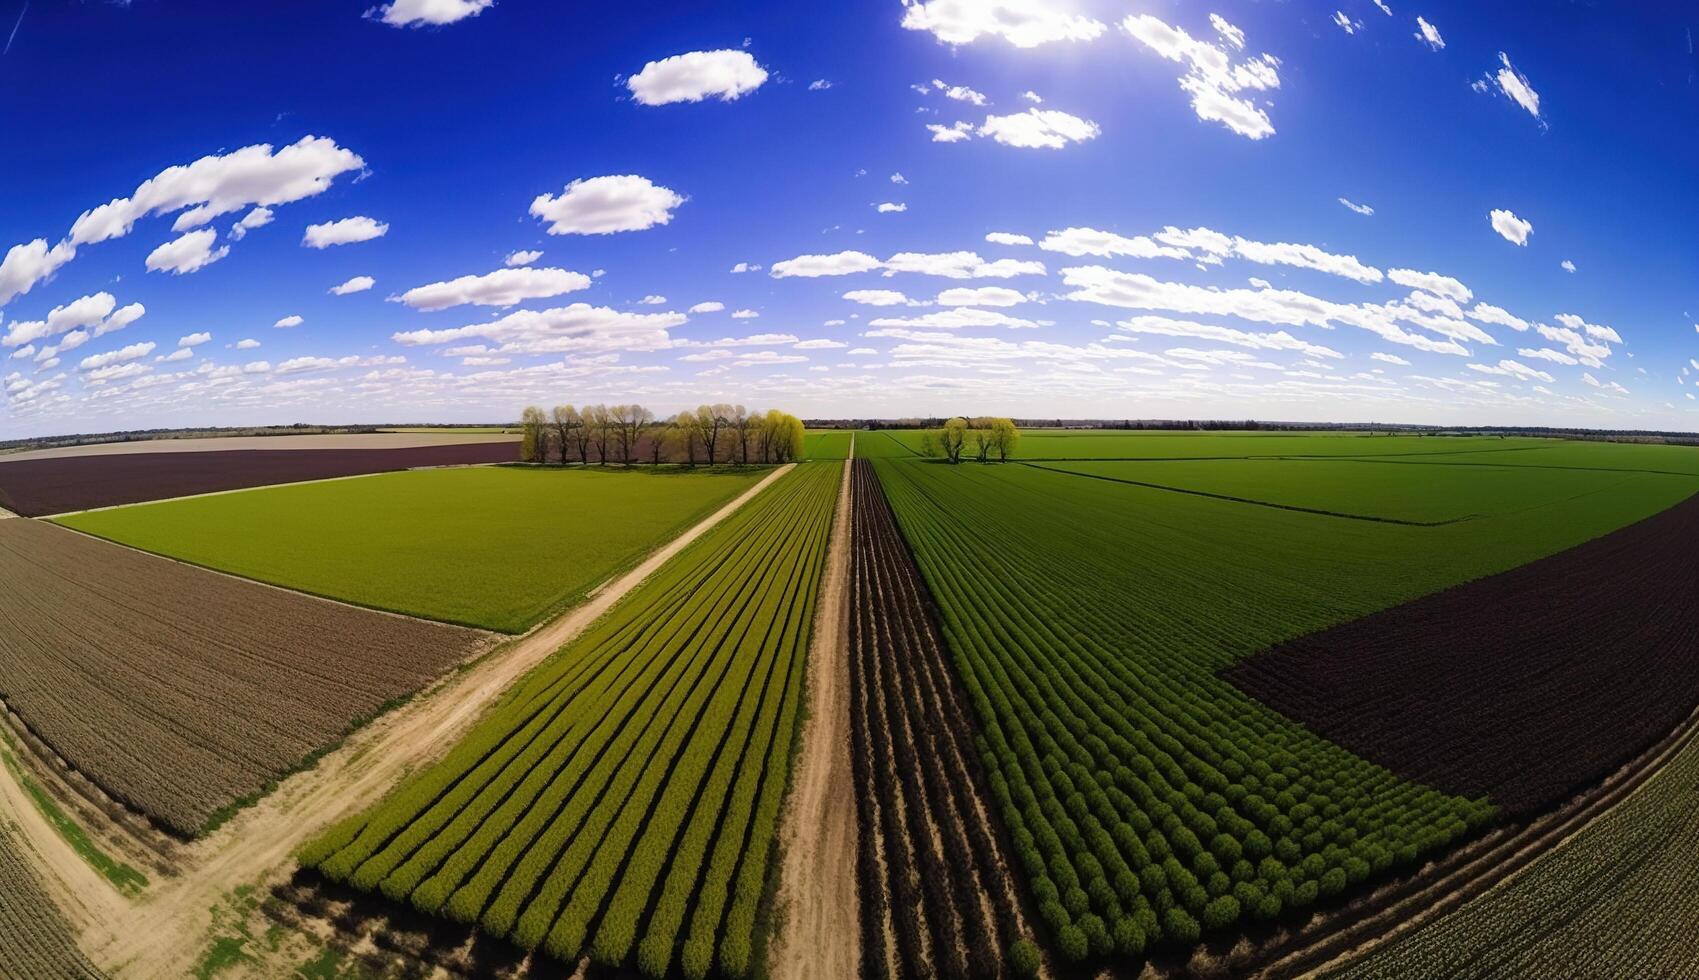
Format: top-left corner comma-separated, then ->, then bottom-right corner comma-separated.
1330,725 -> 1699,979
0,441 -> 521,516
299,462 -> 840,978
868,448 -> 1699,965
0,826 -> 105,979
846,459 -> 1036,978
0,519 -> 489,837
0,431 -> 520,462
59,465 -> 767,633
802,429 -> 854,460
873,428 -> 1566,460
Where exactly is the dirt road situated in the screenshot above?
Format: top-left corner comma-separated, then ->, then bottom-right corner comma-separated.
770,443 -> 860,980
0,464 -> 794,979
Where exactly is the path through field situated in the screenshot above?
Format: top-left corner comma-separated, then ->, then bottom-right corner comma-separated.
0,464 -> 795,979
771,440 -> 859,980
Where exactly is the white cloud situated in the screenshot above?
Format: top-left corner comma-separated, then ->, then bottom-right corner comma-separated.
1371,352 -> 1411,366
638,295 -> 667,305
0,239 -> 78,309
83,362 -> 151,384
1123,13 -> 1282,140
371,0 -> 493,28
1467,302 -> 1528,331
330,275 -> 376,295
1232,237 -> 1382,284
794,338 -> 847,349
1489,209 -> 1533,245
302,216 -> 388,248
145,229 -> 229,275
870,308 -> 1048,330
627,50 -> 768,105
1555,312 -> 1622,344
1339,197 -> 1374,216
689,301 -> 726,314
985,231 -> 1032,246
179,332 -> 212,347
235,339 -> 261,350
930,79 -> 989,105
1115,315 -> 1342,359
2,292 -> 144,348
530,175 -> 684,235
730,261 -> 759,273
1021,90 -> 1043,103
1414,16 -> 1444,50
1468,358 -> 1552,383
731,309 -> 759,318
899,0 -> 1107,48
1582,372 -> 1628,394
505,249 -> 543,267
1388,268 -> 1471,302
1374,0 -> 1393,13
936,286 -> 1027,307
275,315 -> 305,329
890,172 -> 909,185
883,251 -> 1045,279
1333,12 -> 1361,35
809,79 -> 834,91
842,289 -> 917,306
770,251 -> 883,278
391,303 -> 684,355
876,202 -> 909,213
79,341 -> 155,371
1039,227 -> 1189,260
1536,322 -> 1611,367
927,121 -> 976,143
1518,346 -> 1577,366
1494,53 -> 1541,118
229,206 -> 274,241
397,266 -> 592,311
1561,259 -> 1576,273
157,347 -> 194,363
977,108 -> 1100,149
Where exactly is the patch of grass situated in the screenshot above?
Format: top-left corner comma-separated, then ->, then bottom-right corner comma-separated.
0,731 -> 147,895
59,465 -> 768,633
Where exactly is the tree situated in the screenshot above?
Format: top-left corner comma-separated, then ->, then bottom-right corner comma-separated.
585,403 -> 613,464
650,420 -> 674,464
729,404 -> 754,464
970,417 -> 993,462
695,404 -> 731,465
942,417 -> 968,464
990,418 -> 1020,461
520,405 -> 547,463
918,429 -> 938,458
763,411 -> 804,462
675,410 -> 701,465
611,403 -> 653,465
551,405 -> 581,465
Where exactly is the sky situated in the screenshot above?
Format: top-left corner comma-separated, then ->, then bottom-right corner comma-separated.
2,0 -> 1697,438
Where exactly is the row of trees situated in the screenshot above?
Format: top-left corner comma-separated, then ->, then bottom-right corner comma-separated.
919,417 -> 1021,463
518,403 -> 806,466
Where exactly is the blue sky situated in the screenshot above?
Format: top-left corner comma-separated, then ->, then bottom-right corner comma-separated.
2,0 -> 1697,438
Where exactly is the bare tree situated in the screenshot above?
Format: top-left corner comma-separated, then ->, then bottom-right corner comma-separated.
970,417 -> 993,463
696,404 -> 731,466
649,419 -> 672,464
611,404 -> 655,465
729,404 -> 754,464
676,410 -> 701,465
520,406 -> 547,463
551,405 -> 581,465
585,404 -> 613,464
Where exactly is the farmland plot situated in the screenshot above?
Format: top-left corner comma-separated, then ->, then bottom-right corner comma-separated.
875,429 -> 1561,461
0,826 -> 104,979
1330,725 -> 1699,979
0,520 -> 489,837
0,441 -> 519,517
848,460 -> 1035,978
61,465 -> 766,633
869,455 -> 1697,965
300,462 -> 841,978
803,430 -> 853,460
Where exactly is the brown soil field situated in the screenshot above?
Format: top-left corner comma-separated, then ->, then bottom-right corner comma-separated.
1226,491 -> 1699,817
846,459 -> 1035,979
0,432 -> 519,463
0,519 -> 491,837
0,442 -> 519,516
0,825 -> 105,979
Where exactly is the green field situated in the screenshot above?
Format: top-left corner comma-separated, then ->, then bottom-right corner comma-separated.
58,466 -> 767,633
875,428 -> 1577,460
870,443 -> 1699,961
802,429 -> 855,460
300,462 -> 840,978
1331,729 -> 1699,978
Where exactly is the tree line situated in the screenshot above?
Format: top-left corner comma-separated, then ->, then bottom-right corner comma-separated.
518,403 -> 806,466
918,417 -> 1020,463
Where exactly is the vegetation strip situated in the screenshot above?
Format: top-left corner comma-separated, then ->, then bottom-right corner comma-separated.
300,463 -> 841,978
0,519 -> 489,837
0,731 -> 147,894
1226,491 -> 1699,816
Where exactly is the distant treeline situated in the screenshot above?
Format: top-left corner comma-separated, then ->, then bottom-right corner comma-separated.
806,418 -> 1699,445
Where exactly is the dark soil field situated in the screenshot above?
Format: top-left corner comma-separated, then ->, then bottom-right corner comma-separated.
847,460 -> 1033,978
0,442 -> 519,516
1226,491 -> 1699,817
0,520 -> 490,837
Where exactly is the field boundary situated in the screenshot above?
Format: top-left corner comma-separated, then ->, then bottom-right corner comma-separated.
1022,462 -> 1475,526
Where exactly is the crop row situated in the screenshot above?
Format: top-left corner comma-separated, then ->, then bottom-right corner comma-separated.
0,826 -> 105,979
847,460 -> 1035,979
870,459 -> 1496,963
300,462 -> 841,978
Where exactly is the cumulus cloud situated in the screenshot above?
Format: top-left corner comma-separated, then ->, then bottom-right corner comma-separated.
302,216 -> 388,248
397,266 -> 592,311
145,229 -> 229,274
977,109 -> 1100,148
927,121 -> 975,143
371,0 -> 493,27
530,175 -> 684,235
876,202 -> 908,213
3,292 -> 145,348
985,231 -> 1033,246
1489,208 -> 1533,245
178,332 -> 212,348
1114,315 -> 1343,359
1493,53 -> 1541,118
0,239 -> 78,309
1555,312 -> 1622,344
275,315 -> 305,329
1333,12 -> 1362,34
794,338 -> 847,350
1468,358 -> 1552,383
1123,13 -> 1282,139
1388,268 -> 1471,302
79,341 -> 156,371
1414,16 -> 1444,50
1518,346 -> 1577,366
235,338 -> 261,350
1467,302 -> 1528,331
936,286 -> 1027,307
689,301 -> 725,314
1561,259 -> 1576,273
1339,198 -> 1374,216
883,251 -> 1045,279
626,50 -> 768,105
157,347 -> 194,363
229,207 -> 274,241
1582,372 -> 1628,394
1371,352 -> 1411,366
1039,227 -> 1190,260
930,79 -> 989,105
330,275 -> 376,295
868,308 -> 1048,329
638,295 -> 667,305
770,251 -> 884,278
391,303 -> 684,355
899,0 -> 1107,48
842,289 -> 918,306
731,309 -> 759,318
505,249 -> 543,267
808,79 -> 833,91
